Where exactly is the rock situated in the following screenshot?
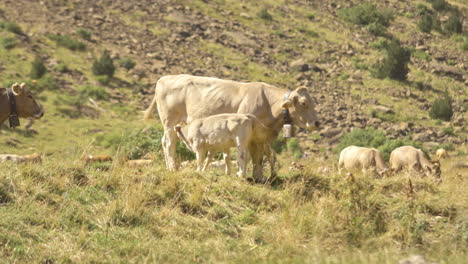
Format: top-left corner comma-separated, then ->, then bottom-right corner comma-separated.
239,12 -> 250,18
373,105 -> 394,114
398,255 -> 438,264
290,58 -> 309,72
430,63 -> 465,81
320,127 -> 342,138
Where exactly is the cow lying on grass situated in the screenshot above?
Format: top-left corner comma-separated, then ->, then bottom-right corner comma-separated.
0,153 -> 42,163
338,146 -> 389,177
390,146 -> 441,179
175,113 -> 273,178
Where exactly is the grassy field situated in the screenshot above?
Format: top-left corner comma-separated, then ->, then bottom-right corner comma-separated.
1,0 -> 467,262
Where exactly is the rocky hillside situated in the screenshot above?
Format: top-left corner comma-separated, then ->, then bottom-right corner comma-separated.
0,0 -> 466,154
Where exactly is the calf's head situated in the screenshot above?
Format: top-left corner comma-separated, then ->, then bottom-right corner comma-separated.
425,161 -> 441,179
11,83 -> 44,119
281,87 -> 319,130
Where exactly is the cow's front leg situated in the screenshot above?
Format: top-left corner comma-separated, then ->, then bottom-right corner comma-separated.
249,143 -> 264,181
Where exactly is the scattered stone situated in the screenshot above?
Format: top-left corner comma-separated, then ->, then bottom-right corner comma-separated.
398,255 -> 438,264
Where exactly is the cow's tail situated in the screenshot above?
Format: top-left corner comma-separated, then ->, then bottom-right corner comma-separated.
143,81 -> 160,120
174,124 -> 194,153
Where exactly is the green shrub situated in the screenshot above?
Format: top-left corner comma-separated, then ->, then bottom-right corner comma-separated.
370,39 -> 387,50
338,3 -> 392,27
48,34 -> 86,51
418,14 -> 433,33
432,0 -> 449,12
0,37 -> 16,49
372,39 -> 411,81
413,50 -> 431,61
463,41 -> 468,51
306,13 -> 315,20
0,21 -> 23,34
76,28 -> 92,40
258,8 -> 273,21
287,138 -> 303,159
444,14 -> 462,34
96,127 -> 195,160
272,138 -> 287,154
77,85 -> 109,101
30,56 -> 47,79
416,4 -> 430,16
119,57 -> 136,71
95,75 -> 111,86
92,50 -> 115,78
442,126 -> 454,136
429,93 -> 453,121
55,63 -> 69,73
366,22 -> 387,36
28,74 -> 58,92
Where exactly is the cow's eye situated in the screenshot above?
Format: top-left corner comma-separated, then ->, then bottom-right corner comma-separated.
28,95 -> 33,99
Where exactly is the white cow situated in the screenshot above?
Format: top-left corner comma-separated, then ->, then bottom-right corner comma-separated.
144,74 -> 320,180
175,113 -> 271,177
338,146 -> 389,177
390,146 -> 441,179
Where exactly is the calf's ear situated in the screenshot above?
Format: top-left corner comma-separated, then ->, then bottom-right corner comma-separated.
11,83 -> 23,96
295,86 -> 308,94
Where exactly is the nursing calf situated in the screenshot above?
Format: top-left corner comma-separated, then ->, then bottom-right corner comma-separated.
175,113 -> 270,178
338,146 -> 388,177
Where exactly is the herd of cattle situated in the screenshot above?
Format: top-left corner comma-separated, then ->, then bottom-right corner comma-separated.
0,75 -> 452,180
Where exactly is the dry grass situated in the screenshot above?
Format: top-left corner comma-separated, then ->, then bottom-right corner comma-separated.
0,154 -> 466,263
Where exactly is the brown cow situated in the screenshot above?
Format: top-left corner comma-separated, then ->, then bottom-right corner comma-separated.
0,152 -> 42,163
82,155 -> 113,164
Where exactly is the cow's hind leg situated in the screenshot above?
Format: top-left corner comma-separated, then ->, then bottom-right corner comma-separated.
248,143 -> 264,181
223,150 -> 231,175
162,128 -> 179,170
202,151 -> 214,172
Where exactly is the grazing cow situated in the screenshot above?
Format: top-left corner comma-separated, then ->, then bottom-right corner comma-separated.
390,146 -> 441,179
338,146 -> 389,177
0,152 -> 42,163
82,155 -> 113,164
144,74 -> 320,180
0,83 -> 44,127
175,113 -> 271,177
435,148 -> 449,161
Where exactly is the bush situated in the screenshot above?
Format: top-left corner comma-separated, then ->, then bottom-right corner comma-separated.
77,85 -> 109,101
48,34 -> 86,51
338,3 -> 392,27
30,56 -> 47,79
432,0 -> 449,12
287,138 -> 303,159
0,37 -> 16,49
418,14 -> 433,33
96,127 -> 195,160
429,93 -> 453,121
55,63 -> 69,73
444,14 -> 462,34
92,50 -> 115,78
463,41 -> 468,51
76,28 -> 92,40
119,57 -> 136,71
95,75 -> 111,86
366,22 -> 387,36
442,126 -> 454,136
28,74 -> 58,92
258,8 -> 273,21
0,21 -> 23,34
372,39 -> 411,81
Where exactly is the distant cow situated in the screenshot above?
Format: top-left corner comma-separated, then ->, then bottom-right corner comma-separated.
338,146 -> 389,177
175,113 -> 272,178
0,152 -> 42,163
390,146 -> 441,179
435,148 -> 449,161
144,74 -> 320,180
0,83 -> 44,127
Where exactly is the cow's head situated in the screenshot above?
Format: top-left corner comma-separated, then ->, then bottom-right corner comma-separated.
426,161 -> 441,179
11,83 -> 44,119
281,86 -> 319,130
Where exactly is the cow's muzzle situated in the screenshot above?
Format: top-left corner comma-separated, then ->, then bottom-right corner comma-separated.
34,111 -> 44,119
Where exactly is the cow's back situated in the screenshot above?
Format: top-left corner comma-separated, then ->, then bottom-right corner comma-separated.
390,146 -> 420,169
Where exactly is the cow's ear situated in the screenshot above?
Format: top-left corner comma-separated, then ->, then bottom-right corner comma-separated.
11,83 -> 23,96
281,99 -> 292,109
